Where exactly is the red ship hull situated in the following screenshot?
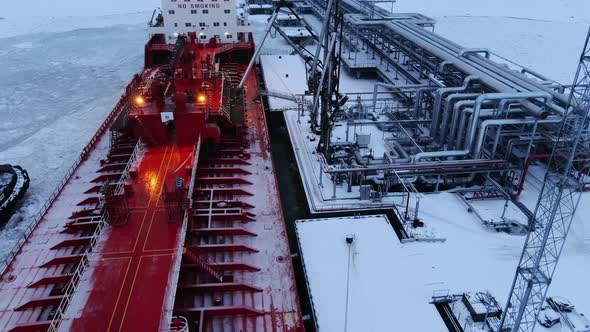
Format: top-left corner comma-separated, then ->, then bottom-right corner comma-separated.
0,33 -> 303,332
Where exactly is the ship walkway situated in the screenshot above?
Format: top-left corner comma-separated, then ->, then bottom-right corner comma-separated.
59,145 -> 192,331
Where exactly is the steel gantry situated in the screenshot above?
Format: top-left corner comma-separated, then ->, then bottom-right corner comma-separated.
498,26 -> 590,332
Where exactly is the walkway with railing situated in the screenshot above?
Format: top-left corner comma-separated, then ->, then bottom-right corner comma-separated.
59,145 -> 193,332
47,138 -> 144,332
213,42 -> 252,57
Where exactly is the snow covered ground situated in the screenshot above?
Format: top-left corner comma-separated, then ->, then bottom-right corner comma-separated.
394,0 -> 590,23
296,215 -> 450,331
392,0 -> 590,85
297,194 -> 590,331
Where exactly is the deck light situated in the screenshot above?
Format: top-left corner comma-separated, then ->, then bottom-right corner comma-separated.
197,93 -> 207,104
134,96 -> 145,106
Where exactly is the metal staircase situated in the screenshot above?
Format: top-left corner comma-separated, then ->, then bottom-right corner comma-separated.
182,247 -> 224,282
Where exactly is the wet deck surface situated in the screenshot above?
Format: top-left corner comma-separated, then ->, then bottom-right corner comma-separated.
63,145 -> 191,331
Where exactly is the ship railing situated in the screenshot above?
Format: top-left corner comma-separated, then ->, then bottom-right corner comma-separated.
163,138 -> 201,331
219,106 -> 231,121
114,138 -> 145,196
187,137 -> 201,212
0,76 -> 141,278
255,94 -> 272,152
214,42 -> 251,56
218,74 -> 228,121
220,73 -> 227,109
150,44 -> 174,51
47,210 -> 108,332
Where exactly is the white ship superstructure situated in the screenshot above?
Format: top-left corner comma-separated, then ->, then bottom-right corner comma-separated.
149,0 -> 251,43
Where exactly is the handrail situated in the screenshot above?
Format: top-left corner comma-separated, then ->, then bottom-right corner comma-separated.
184,137 -> 220,269
47,214 -> 107,332
256,95 -> 272,152
220,106 -> 231,121
47,139 -> 144,332
0,75 -> 142,276
114,139 -> 145,196
163,138 -> 201,331
214,42 -> 251,56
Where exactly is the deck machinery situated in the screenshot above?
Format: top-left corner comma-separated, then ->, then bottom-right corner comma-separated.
0,0 -> 303,331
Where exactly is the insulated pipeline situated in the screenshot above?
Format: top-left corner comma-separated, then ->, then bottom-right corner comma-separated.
395,20 -> 570,106
430,75 -> 479,139
372,82 -> 430,113
382,20 -> 564,117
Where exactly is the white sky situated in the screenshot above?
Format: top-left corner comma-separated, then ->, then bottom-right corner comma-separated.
1,0 -> 160,17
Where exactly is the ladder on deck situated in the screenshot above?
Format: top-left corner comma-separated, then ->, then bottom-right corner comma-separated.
182,247 -> 223,282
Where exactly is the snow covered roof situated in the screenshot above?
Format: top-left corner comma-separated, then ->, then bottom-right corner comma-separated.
260,54 -> 307,110
248,4 -> 273,8
295,215 -> 447,331
276,14 -> 298,20
280,27 -> 312,38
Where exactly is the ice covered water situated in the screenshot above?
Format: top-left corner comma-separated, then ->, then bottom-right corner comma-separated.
0,17 -> 145,259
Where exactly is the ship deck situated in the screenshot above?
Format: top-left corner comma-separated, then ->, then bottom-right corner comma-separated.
0,129 -> 119,332
60,145 -> 192,331
170,53 -> 303,331
0,41 -> 302,331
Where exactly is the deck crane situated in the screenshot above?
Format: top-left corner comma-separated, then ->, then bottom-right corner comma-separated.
498,26 -> 590,332
238,0 -> 345,155
312,12 -> 345,156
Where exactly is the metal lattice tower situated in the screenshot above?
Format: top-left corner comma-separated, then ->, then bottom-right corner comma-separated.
498,27 -> 590,332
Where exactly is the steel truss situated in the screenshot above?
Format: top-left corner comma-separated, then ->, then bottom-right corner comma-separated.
498,27 -> 590,332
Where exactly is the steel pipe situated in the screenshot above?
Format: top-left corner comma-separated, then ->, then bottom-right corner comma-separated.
437,60 -> 454,74
458,48 -> 491,59
416,92 -> 552,161
414,86 -> 439,119
238,11 -> 279,89
464,92 -> 552,153
474,117 -> 562,158
430,75 -> 479,139
457,107 -> 525,151
448,100 -> 493,149
388,20 -> 568,114
371,82 -> 430,113
437,93 -> 480,144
